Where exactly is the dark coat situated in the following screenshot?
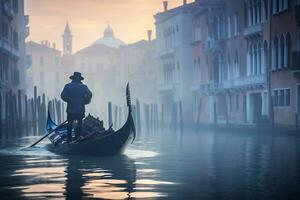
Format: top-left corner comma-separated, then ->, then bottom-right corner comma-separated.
61,81 -> 92,116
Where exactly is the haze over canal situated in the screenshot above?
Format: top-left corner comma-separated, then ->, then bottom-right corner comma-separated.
0,129 -> 299,199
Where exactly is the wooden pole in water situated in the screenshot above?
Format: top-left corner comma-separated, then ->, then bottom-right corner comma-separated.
161,104 -> 164,131
213,101 -> 217,127
196,101 -> 201,131
33,86 -> 37,135
62,102 -> 65,121
17,90 -> 22,135
108,102 -> 112,127
114,105 -> 118,129
136,99 -> 141,134
24,95 -> 28,136
179,100 -> 183,133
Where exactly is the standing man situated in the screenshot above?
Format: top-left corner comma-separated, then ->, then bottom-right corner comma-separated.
61,72 -> 92,143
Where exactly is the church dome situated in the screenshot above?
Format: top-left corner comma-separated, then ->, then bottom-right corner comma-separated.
93,24 -> 125,48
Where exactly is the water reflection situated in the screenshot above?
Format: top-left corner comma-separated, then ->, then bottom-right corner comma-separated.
0,131 -> 300,199
65,155 -> 136,199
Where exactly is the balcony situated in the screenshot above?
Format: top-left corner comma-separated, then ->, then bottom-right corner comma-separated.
24,15 -> 29,26
204,38 -> 222,52
158,48 -> 175,58
291,51 -> 300,71
243,24 -> 263,38
3,1 -> 15,18
222,74 -> 267,89
191,83 -> 206,93
0,38 -> 20,59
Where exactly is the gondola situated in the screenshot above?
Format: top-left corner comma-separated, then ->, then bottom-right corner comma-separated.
46,84 -> 136,157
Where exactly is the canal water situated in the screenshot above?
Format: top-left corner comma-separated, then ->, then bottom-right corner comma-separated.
0,129 -> 300,199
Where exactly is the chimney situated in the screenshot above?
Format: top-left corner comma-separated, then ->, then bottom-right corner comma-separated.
163,1 -> 168,11
183,0 -> 187,5
147,30 -> 152,41
53,43 -> 56,49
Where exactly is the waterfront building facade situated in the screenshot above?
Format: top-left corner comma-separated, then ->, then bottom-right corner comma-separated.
26,41 -> 63,98
0,0 -> 30,119
154,1 -> 197,125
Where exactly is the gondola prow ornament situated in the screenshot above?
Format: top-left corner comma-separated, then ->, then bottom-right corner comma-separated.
61,72 -> 92,143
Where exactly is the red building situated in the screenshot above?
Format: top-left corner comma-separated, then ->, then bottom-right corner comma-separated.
270,0 -> 300,128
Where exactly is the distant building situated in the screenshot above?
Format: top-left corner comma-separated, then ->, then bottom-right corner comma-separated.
154,1 -> 197,126
62,22 -> 73,56
118,36 -> 158,104
59,24 -> 158,120
26,41 -> 63,98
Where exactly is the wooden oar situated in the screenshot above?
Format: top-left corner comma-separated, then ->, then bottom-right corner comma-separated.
29,120 -> 68,147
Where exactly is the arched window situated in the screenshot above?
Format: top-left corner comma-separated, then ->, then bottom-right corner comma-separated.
258,0 -> 262,22
298,32 -> 300,51
254,43 -> 258,75
227,54 -> 232,79
263,0 -> 268,20
280,0 -> 284,11
234,12 -> 238,36
285,33 -> 291,67
273,36 -> 279,70
272,0 -> 277,14
234,51 -> 239,78
258,42 -> 262,74
247,44 -> 251,76
283,0 -> 289,10
263,41 -> 268,74
280,34 -> 285,69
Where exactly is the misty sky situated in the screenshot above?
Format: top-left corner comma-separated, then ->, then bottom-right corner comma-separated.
25,0 -> 192,52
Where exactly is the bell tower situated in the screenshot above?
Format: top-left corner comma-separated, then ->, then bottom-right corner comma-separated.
62,21 -> 73,56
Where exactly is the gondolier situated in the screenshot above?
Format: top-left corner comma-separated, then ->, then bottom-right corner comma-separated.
61,72 -> 92,143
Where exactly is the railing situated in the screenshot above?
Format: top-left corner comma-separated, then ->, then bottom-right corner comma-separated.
204,38 -> 222,52
223,74 -> 267,89
0,38 -> 20,58
158,48 -> 175,58
243,24 -> 263,37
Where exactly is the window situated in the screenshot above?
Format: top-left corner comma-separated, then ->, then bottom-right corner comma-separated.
234,12 -> 238,36
280,35 -> 285,69
2,21 -> 9,39
273,88 -> 291,107
227,16 -> 231,38
229,95 -> 233,112
272,36 -> 279,70
285,33 -> 291,68
236,94 -> 239,110
193,22 -> 201,42
13,30 -> 18,49
39,57 -> 44,66
12,0 -> 18,13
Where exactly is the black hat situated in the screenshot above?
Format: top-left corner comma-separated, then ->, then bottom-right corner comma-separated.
69,72 -> 84,81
